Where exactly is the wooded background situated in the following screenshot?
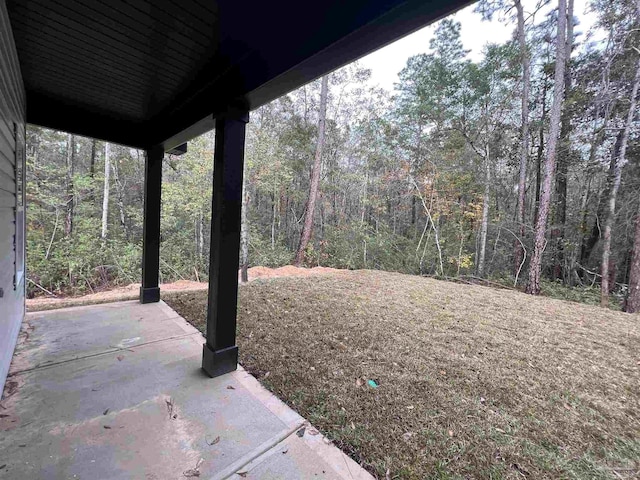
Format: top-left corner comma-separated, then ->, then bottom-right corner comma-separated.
25,0 -> 640,310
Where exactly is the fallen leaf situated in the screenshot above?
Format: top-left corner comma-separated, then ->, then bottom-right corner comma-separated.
103,409 -> 109,415
103,426 -> 111,429
296,427 -> 306,437
226,385 -> 235,390
117,355 -> 124,361
206,435 -> 220,446
236,472 -> 248,478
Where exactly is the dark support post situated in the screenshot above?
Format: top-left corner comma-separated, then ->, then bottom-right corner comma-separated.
202,108 -> 248,378
140,146 -> 163,303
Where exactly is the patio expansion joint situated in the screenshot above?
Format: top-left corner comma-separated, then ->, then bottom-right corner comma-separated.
8,331 -> 202,377
208,419 -> 307,480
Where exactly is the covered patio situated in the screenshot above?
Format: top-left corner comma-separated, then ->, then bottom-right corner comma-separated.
1,0 -> 470,477
0,300 -> 371,478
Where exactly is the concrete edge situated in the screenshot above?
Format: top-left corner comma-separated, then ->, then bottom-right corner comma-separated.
26,299 -> 141,316
161,300 -> 375,480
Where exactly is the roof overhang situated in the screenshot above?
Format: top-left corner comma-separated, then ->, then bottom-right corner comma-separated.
7,0 -> 473,151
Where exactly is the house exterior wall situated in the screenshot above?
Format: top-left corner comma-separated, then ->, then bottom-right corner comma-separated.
0,0 -> 26,396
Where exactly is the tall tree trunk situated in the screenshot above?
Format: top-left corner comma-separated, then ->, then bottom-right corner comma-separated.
551,0 -> 574,282
111,157 -> 128,239
477,146 -> 490,277
533,76 -> 549,225
89,139 -> 97,179
514,0 -> 531,276
626,203 -> 640,313
526,0 -> 567,295
64,133 -> 75,237
101,142 -> 110,240
601,56 -> 640,307
294,74 -> 329,266
240,161 -> 250,283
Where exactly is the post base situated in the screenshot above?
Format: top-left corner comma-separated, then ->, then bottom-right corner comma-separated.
202,344 -> 238,378
139,286 -> 160,303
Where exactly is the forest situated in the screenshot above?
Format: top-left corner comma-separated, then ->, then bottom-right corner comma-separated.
25,0 -> 640,311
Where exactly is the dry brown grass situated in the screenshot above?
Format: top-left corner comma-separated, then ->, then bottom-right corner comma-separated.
164,270 -> 640,479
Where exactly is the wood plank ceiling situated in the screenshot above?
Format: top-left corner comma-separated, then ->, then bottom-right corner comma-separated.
6,0 -> 471,150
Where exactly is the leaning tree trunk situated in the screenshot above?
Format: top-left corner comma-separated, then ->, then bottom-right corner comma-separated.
64,133 -> 75,237
101,142 -> 110,240
514,0 -> 531,277
526,0 -> 567,295
294,74 -> 329,266
601,55 -> 640,307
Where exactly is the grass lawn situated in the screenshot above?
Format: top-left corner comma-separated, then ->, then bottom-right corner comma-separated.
164,270 -> 640,479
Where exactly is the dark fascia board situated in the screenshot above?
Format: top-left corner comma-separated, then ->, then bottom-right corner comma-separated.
160,115 -> 215,153
26,90 -> 148,149
148,0 -> 473,148
246,0 -> 473,109
167,142 -> 188,156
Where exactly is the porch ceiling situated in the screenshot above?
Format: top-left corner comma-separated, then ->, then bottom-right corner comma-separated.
7,0 -> 471,151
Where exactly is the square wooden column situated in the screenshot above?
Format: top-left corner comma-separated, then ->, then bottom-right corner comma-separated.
202,109 -> 249,377
140,146 -> 163,303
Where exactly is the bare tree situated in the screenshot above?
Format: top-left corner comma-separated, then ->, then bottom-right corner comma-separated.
101,142 -> 110,240
64,133 -> 75,237
294,75 -> 329,266
527,0 -> 567,295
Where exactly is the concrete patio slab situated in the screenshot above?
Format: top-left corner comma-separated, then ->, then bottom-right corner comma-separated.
0,300 -> 373,480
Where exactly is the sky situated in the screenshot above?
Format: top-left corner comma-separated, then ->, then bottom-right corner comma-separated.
359,0 -> 600,92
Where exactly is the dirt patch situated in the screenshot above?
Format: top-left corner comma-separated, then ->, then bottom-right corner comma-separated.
164,270 -> 640,479
26,266 -> 339,312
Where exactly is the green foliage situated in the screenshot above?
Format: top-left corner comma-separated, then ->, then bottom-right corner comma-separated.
24,4 -> 640,312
